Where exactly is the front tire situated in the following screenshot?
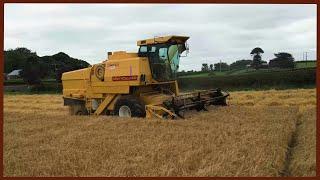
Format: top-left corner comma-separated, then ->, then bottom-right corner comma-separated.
69,104 -> 88,115
114,95 -> 146,118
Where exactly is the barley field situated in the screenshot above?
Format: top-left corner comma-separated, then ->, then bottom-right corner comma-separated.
3,88 -> 316,177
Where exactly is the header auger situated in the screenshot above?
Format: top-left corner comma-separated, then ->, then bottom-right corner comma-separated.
62,35 -> 229,119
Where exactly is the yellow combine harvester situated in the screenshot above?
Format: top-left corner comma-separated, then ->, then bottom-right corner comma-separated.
62,35 -> 229,119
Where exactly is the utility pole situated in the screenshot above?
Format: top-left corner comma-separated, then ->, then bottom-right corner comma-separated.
306,52 -> 308,61
53,60 -> 58,94
304,52 -> 308,66
219,60 -> 222,72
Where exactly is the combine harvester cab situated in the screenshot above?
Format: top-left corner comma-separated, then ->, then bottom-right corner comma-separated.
62,35 -> 229,119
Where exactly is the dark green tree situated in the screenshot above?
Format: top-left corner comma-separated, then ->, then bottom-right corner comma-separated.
201,63 -> 209,72
4,47 -> 38,73
230,59 -> 253,70
214,62 -> 229,71
43,52 -> 90,81
269,52 -> 295,68
20,57 -> 44,85
250,47 -> 264,69
209,64 -> 214,71
4,48 -> 90,80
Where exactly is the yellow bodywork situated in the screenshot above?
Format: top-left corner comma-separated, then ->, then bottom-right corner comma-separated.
62,35 -> 188,118
137,35 -> 189,46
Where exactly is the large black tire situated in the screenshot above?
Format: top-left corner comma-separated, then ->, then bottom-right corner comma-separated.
210,89 -> 228,106
69,104 -> 88,115
214,97 -> 227,106
114,95 -> 146,118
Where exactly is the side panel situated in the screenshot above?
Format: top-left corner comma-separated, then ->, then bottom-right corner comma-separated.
62,67 -> 91,99
91,86 -> 129,94
104,56 -> 153,85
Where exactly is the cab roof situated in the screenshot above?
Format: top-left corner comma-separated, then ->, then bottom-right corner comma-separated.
137,35 -> 189,46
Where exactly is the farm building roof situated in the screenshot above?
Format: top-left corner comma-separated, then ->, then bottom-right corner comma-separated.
7,69 -> 22,76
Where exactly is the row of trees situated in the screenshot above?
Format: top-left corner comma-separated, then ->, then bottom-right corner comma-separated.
250,47 -> 294,69
201,60 -> 251,72
4,47 -> 90,85
199,48 -> 295,72
201,62 -> 230,72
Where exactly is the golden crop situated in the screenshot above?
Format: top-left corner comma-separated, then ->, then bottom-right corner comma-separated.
3,88 -> 316,176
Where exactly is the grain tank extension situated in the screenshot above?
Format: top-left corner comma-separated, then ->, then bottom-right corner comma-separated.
62,35 -> 229,119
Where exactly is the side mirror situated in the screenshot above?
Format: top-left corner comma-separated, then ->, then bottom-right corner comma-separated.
179,43 -> 189,57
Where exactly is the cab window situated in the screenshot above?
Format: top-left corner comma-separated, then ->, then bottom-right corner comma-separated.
158,48 -> 168,62
139,46 -> 148,53
150,46 -> 156,52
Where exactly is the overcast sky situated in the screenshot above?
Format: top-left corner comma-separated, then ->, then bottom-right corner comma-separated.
4,4 -> 317,71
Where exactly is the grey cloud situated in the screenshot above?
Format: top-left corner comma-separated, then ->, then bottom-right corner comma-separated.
4,4 -> 316,71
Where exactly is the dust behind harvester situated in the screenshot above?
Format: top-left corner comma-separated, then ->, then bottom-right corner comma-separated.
62,35 -> 229,119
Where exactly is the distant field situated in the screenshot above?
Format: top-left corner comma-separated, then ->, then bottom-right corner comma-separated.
178,69 -> 256,78
3,79 -> 26,86
294,61 -> 317,69
178,68 -> 316,91
4,79 -> 62,93
4,88 -> 316,176
179,72 -> 210,78
178,61 -> 317,78
4,79 -> 56,86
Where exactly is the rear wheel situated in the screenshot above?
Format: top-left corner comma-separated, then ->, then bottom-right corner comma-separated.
69,104 -> 88,115
114,95 -> 146,118
210,89 -> 228,106
216,97 -> 227,106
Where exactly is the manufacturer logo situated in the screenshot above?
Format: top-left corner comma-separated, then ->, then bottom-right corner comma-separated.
112,75 -> 138,81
